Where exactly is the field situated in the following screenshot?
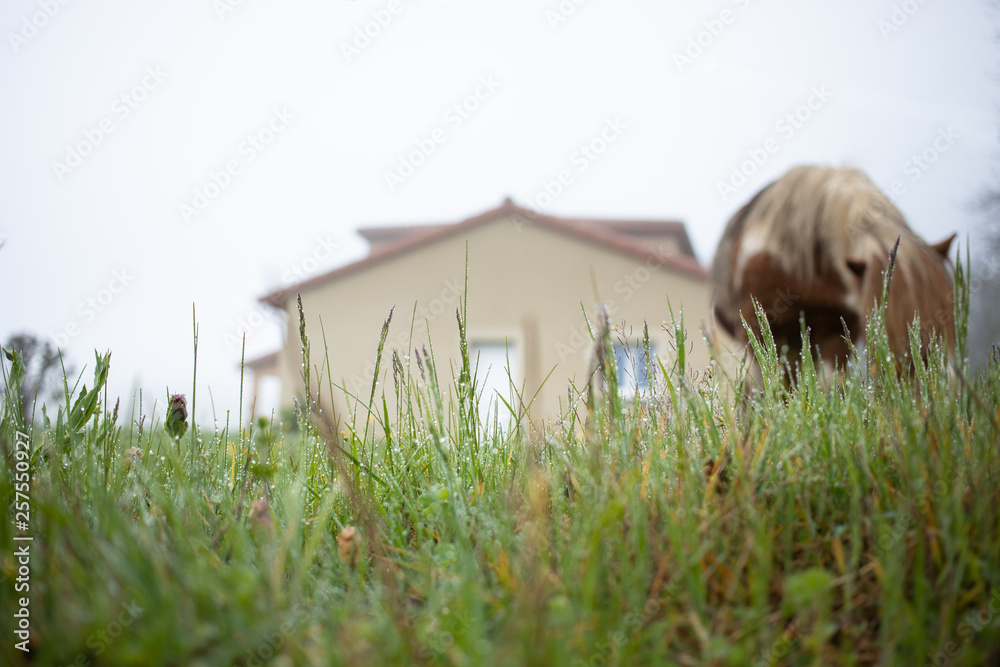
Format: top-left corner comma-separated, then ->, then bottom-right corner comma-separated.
2,271 -> 1000,666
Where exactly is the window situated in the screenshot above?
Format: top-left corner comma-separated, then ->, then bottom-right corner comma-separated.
470,340 -> 519,425
252,376 -> 283,419
613,341 -> 655,399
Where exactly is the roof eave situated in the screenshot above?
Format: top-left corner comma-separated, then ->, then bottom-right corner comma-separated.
258,200 -> 706,305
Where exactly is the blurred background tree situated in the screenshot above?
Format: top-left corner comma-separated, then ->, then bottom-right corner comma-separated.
1,332 -> 74,425
967,184 -> 1000,370
966,1 -> 1000,370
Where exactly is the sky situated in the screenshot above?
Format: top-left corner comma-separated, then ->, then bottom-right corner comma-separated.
1,0 -> 998,425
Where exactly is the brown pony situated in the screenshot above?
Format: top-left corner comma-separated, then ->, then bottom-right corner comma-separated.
712,165 -> 955,381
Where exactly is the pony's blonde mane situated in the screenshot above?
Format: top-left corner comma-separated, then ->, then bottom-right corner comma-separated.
714,164 -> 955,357
734,166 -> 925,290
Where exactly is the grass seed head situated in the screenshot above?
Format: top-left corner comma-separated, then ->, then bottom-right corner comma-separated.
123,446 -> 143,472
249,498 -> 274,534
337,526 -> 361,569
165,393 -> 188,440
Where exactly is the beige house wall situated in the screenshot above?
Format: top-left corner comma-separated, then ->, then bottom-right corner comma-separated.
269,213 -> 712,423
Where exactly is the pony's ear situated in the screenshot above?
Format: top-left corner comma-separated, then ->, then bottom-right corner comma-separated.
931,233 -> 957,258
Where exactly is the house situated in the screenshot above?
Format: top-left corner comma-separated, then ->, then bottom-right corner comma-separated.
250,199 -> 712,424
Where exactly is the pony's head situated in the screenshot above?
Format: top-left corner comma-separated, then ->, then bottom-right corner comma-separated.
712,165 -> 954,380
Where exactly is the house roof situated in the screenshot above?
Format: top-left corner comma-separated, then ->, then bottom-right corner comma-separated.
357,217 -> 697,258
356,224 -> 449,246
244,351 -> 278,372
260,200 -> 706,307
579,219 -> 697,257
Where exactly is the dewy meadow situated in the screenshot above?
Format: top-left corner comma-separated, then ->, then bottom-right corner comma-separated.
2,3 -> 999,664
1,261 -> 999,665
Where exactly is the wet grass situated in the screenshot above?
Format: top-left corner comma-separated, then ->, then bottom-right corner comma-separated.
1,267 -> 999,666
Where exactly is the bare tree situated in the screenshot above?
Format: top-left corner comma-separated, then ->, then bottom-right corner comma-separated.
967,190 -> 1000,369
1,332 -> 71,425
967,3 -> 1000,368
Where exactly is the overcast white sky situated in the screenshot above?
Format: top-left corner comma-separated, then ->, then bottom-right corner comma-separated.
1,0 -> 998,424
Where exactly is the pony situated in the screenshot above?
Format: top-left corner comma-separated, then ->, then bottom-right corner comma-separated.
711,165 -> 955,383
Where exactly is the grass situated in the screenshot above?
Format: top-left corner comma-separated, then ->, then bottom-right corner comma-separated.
2,265 -> 999,666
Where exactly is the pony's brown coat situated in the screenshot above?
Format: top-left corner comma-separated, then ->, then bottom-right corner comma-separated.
712,165 -> 954,375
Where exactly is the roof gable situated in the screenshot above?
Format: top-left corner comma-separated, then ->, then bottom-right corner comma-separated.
261,201 -> 705,307
357,212 -> 696,258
